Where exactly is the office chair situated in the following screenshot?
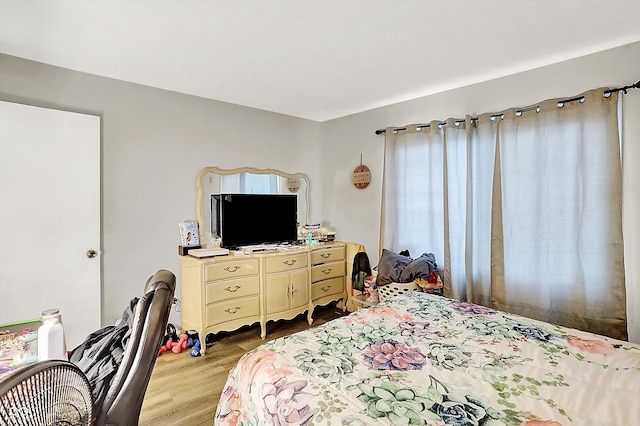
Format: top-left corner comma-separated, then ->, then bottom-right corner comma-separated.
0,269 -> 176,426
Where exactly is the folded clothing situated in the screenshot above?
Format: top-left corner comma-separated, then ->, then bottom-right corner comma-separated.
376,249 -> 437,286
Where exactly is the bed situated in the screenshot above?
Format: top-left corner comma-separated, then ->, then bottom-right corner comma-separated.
215,292 -> 640,425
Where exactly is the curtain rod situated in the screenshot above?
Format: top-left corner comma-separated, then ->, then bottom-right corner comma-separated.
375,80 -> 640,135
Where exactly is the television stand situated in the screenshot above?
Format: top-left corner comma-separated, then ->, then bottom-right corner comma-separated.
178,242 -> 348,353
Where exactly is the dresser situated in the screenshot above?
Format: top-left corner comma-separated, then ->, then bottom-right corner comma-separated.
179,255 -> 261,355
307,245 -> 346,324
179,242 -> 346,354
262,251 -> 309,338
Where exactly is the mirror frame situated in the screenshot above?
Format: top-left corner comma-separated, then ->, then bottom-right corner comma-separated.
196,166 -> 311,245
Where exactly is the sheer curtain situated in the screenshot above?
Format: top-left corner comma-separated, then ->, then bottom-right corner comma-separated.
382,88 -> 627,340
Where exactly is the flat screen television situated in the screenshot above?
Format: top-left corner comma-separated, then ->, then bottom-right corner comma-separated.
211,193 -> 298,249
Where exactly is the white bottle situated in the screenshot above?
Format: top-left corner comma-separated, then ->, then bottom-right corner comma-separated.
37,308 -> 68,361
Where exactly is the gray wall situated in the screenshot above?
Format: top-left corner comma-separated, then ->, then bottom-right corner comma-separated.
2,41 -> 638,342
320,41 -> 640,342
0,54 -> 322,326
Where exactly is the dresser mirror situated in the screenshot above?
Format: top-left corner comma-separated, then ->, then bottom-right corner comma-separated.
196,166 -> 310,246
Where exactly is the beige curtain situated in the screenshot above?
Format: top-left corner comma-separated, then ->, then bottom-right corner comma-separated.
382,88 -> 627,340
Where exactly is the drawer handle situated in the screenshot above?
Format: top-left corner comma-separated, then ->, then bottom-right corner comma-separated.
321,253 -> 331,259
321,285 -> 331,292
224,266 -> 240,273
321,268 -> 333,275
225,285 -> 241,292
225,307 -> 241,314
283,259 -> 297,266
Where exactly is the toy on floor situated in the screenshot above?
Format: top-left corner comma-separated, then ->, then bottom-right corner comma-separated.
166,333 -> 188,354
190,339 -> 201,357
186,330 -> 201,357
158,327 -> 202,356
165,323 -> 178,342
160,323 -> 178,352
159,323 -> 178,356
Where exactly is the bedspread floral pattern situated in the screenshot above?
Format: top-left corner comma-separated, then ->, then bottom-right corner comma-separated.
215,293 -> 640,425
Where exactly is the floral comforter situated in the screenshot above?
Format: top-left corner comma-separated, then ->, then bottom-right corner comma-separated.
215,293 -> 640,425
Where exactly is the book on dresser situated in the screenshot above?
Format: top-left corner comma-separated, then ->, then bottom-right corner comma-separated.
187,247 -> 230,258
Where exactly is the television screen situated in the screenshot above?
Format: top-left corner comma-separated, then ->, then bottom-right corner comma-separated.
211,193 -> 298,249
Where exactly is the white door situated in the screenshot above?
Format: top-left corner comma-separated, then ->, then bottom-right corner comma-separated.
0,101 -> 101,349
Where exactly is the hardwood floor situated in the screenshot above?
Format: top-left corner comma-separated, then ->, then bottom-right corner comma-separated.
139,303 -> 347,426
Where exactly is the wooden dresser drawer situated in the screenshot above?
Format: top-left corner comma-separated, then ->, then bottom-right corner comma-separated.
311,261 -> 344,282
265,253 -> 308,273
204,258 -> 259,282
205,276 -> 259,304
311,276 -> 344,300
310,247 -> 345,265
206,296 -> 260,325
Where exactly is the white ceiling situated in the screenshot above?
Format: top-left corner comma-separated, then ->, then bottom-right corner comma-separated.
1,0 -> 639,122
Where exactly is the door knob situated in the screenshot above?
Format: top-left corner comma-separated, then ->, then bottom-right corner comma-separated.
87,249 -> 97,258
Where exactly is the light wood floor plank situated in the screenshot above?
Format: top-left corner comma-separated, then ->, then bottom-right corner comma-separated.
139,303 -> 345,426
